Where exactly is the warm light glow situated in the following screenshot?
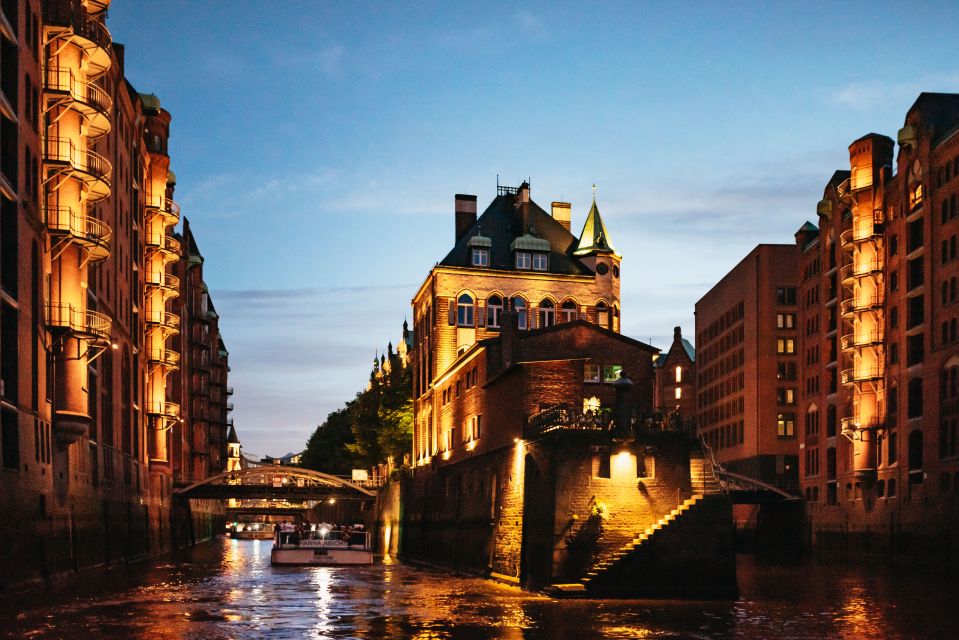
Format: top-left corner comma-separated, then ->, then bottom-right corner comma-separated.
674,387 -> 682,400
612,449 -> 634,478
466,440 -> 476,451
442,450 -> 451,460
583,396 -> 601,413
514,437 -> 521,444
674,365 -> 682,383
328,498 -> 336,504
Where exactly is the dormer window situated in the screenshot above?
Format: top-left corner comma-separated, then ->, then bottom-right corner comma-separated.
532,253 -> 548,271
511,233 -> 549,270
471,248 -> 489,267
515,251 -> 531,269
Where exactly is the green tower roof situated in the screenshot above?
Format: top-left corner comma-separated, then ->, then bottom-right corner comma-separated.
573,197 -> 617,256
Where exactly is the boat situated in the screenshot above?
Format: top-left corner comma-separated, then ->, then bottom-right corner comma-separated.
228,522 -> 274,540
270,527 -> 374,566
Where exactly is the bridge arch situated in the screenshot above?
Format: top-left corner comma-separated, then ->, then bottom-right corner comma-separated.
175,465 -> 377,501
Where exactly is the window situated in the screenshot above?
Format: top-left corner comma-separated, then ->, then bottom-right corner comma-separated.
471,248 -> 489,267
584,364 -> 600,382
538,299 -> 555,327
486,295 -> 503,328
777,388 -> 795,405
908,378 -> 923,418
457,293 -> 474,327
777,338 -> 795,354
596,301 -> 609,328
777,413 -> 795,437
511,297 -> 527,330
776,287 -> 796,305
777,362 -> 796,380
515,251 -> 531,269
777,313 -> 795,329
561,300 -> 578,323
675,365 -> 683,383
603,364 -> 623,382
592,448 -> 611,478
674,387 -> 682,400
532,253 -> 548,271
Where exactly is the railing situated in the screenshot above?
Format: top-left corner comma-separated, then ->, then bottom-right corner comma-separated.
145,194 -> 181,220
145,270 -> 180,293
839,293 -> 883,317
526,404 -> 613,436
43,67 -> 111,120
45,303 -> 111,341
840,330 -> 885,350
226,386 -> 234,396
839,227 -> 883,250
145,310 -> 180,331
45,205 -> 111,254
43,136 -> 112,183
146,400 -> 180,419
43,0 -> 112,55
841,366 -> 883,384
147,348 -> 180,369
226,402 -> 234,412
840,416 -> 887,434
839,261 -> 882,284
145,233 -> 181,257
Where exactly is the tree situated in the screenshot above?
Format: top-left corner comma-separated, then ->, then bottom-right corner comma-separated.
300,407 -> 358,475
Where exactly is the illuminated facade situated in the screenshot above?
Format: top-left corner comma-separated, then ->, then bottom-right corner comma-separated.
799,94 -> 959,553
653,326 -> 696,419
0,1 -> 230,588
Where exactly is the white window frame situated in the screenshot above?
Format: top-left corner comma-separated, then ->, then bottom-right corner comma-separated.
471,248 -> 489,267
515,251 -> 531,269
532,252 -> 548,271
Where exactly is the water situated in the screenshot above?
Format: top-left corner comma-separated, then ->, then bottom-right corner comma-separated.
1,537 -> 956,639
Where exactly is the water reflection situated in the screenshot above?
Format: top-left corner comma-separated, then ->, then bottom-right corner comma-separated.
1,538 -> 957,639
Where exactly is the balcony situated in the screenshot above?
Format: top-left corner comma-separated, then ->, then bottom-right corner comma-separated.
145,270 -> 180,295
45,205 -> 111,262
43,136 -> 111,201
43,67 -> 111,138
147,348 -> 180,370
226,386 -> 234,395
46,303 -> 111,343
841,366 -> 883,385
839,227 -> 883,252
43,0 -> 112,77
839,261 -> 882,285
840,293 -> 883,318
145,194 -> 180,225
145,233 -> 180,263
840,330 -> 885,351
145,310 -> 180,334
226,402 -> 234,412
840,416 -> 887,434
146,400 -> 180,420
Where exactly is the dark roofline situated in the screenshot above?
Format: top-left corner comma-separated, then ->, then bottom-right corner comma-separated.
519,319 -> 659,353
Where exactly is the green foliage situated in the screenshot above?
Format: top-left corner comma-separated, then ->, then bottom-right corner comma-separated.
301,356 -> 412,475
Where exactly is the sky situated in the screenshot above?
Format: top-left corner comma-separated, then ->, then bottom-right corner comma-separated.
106,1 -> 959,458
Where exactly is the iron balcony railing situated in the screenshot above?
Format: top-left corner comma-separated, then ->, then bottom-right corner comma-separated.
145,194 -> 181,221
147,348 -> 180,369
45,303 -> 111,342
839,293 -> 884,317
146,400 -> 180,420
840,330 -> 885,351
840,415 -> 888,434
841,366 -> 883,385
145,270 -> 180,293
145,233 -> 181,259
527,404 -> 614,437
43,136 -> 111,186
43,0 -> 112,55
145,310 -> 181,332
226,402 -> 234,412
44,67 -> 112,123
839,226 -> 883,251
839,261 -> 882,285
226,386 -> 234,395
45,205 -> 111,259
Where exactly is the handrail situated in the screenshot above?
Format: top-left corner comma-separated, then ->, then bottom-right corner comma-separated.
840,330 -> 885,350
45,302 -> 111,341
839,293 -> 883,317
145,194 -> 181,219
43,0 -> 112,55
145,233 -> 181,255
43,136 -> 112,182
839,261 -> 882,284
146,400 -> 181,419
841,366 -> 883,384
43,67 -> 112,118
45,205 -> 111,249
145,270 -> 180,292
696,429 -> 728,494
146,310 -> 180,330
147,348 -> 180,368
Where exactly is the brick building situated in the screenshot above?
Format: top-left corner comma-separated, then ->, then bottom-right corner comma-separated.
393,181 -> 736,596
695,244 -> 800,491
0,1 -> 230,588
796,94 -> 959,555
653,325 -> 696,419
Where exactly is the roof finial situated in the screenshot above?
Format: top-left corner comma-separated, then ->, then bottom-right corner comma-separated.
592,183 -> 597,201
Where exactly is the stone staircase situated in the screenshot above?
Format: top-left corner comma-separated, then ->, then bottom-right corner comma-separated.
689,454 -> 723,495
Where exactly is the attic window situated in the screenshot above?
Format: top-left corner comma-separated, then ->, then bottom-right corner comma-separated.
515,251 -> 531,269
532,253 -> 548,271
471,248 -> 489,267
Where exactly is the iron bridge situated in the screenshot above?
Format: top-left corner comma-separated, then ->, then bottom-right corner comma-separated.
174,466 -> 377,502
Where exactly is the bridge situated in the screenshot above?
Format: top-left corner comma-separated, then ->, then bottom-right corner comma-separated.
714,468 -> 801,504
175,466 -> 378,502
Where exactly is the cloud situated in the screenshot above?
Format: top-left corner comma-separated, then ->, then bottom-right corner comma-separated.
829,73 -> 959,110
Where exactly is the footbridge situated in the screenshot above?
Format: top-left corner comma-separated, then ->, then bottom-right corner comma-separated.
175,466 -> 377,502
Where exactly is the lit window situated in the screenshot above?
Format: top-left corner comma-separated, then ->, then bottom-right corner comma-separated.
539,299 -> 555,327
778,413 -> 795,437
583,396 -> 601,413
584,364 -> 600,382
777,338 -> 795,354
532,253 -> 548,271
603,364 -> 622,382
675,365 -> 683,383
471,248 -> 489,267
515,251 -> 531,269
457,293 -> 474,327
596,301 -> 609,328
511,297 -> 528,330
561,300 -> 578,322
674,387 -> 682,400
777,313 -> 795,329
486,295 -> 503,328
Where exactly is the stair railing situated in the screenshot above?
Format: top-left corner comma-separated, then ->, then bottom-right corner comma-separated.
695,430 -> 729,494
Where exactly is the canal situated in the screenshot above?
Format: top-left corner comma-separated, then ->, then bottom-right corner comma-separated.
1,537 -> 957,639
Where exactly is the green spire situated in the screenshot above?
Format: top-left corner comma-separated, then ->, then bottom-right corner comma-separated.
574,190 -> 617,256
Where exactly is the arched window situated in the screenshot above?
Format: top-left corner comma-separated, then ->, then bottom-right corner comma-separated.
539,299 -> 555,328
511,297 -> 527,330
561,300 -> 578,323
596,301 -> 609,328
486,295 -> 503,329
457,293 -> 474,327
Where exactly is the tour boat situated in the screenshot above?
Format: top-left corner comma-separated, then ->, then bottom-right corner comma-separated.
270,528 -> 374,566
227,522 -> 274,540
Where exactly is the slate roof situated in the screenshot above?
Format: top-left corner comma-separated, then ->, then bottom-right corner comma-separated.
653,337 -> 695,367
440,189 -> 594,276
908,93 -> 959,146
227,423 -> 239,444
574,198 -> 617,256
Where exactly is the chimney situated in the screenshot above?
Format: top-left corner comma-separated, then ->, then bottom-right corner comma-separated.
551,201 -> 571,231
517,181 -> 532,233
673,326 -> 682,341
455,194 -> 477,243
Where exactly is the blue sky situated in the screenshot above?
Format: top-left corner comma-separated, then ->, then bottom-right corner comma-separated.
107,1 -> 959,458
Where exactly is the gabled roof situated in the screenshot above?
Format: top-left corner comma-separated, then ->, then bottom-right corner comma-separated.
907,92 -> 959,146
440,190 -> 592,276
574,197 -> 617,256
227,424 -> 239,444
